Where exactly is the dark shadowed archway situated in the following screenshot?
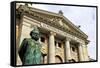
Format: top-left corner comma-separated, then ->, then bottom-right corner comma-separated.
55,55 -> 63,63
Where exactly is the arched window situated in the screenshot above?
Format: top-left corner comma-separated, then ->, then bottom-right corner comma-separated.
55,55 -> 63,63
72,47 -> 75,52
41,37 -> 45,43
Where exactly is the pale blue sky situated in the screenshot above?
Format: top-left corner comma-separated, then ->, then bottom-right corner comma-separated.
31,4 -> 96,60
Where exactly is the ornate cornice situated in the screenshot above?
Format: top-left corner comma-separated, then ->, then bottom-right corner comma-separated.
16,5 -> 89,42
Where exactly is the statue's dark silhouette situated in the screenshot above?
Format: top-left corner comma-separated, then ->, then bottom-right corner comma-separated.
19,26 -> 42,65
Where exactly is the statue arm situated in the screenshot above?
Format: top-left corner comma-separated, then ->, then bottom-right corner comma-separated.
18,38 -> 28,62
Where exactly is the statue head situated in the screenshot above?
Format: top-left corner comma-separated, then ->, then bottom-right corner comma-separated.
30,26 -> 40,41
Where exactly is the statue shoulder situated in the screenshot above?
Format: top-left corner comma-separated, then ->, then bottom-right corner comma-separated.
23,38 -> 32,42
37,42 -> 42,48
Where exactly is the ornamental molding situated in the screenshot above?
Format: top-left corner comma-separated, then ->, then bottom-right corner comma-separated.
17,5 -> 88,39
17,5 -> 89,43
23,15 -> 89,44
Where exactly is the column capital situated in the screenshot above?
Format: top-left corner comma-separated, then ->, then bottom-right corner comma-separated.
78,42 -> 86,47
49,31 -> 56,36
65,37 -> 71,41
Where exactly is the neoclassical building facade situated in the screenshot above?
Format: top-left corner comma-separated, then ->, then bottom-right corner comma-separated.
16,4 -> 90,65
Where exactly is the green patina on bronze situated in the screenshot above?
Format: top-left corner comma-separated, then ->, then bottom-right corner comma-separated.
19,26 -> 42,65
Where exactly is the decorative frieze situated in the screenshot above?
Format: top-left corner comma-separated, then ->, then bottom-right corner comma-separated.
17,5 -> 88,41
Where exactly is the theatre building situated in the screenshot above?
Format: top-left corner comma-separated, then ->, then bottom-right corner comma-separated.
16,4 -> 90,65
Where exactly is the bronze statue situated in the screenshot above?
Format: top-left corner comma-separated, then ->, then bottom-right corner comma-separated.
18,26 -> 42,65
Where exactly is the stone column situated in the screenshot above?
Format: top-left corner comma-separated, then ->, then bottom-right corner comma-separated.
16,25 -> 22,65
44,56 -> 47,64
82,43 -> 89,61
48,32 -> 56,63
78,43 -> 84,61
16,55 -> 22,65
65,38 -> 71,62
